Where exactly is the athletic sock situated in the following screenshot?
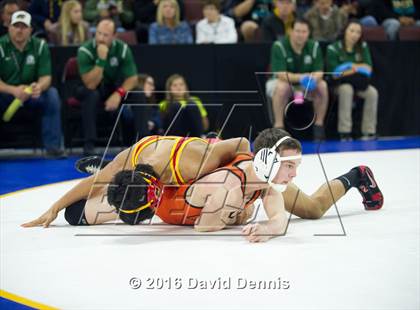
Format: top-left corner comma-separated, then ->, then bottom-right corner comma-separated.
335,167 -> 360,192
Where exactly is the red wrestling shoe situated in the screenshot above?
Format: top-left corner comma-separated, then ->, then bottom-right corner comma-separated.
356,166 -> 384,210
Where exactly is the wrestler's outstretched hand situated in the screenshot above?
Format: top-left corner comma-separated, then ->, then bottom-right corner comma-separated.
21,206 -> 59,228
242,223 -> 271,243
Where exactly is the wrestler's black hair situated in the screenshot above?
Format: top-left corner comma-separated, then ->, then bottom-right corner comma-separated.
254,128 -> 302,154
107,164 -> 159,225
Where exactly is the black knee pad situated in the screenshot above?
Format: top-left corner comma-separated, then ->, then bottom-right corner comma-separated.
64,200 -> 89,225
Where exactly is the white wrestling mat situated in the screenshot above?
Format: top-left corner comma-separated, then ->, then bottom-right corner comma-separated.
1,149 -> 419,310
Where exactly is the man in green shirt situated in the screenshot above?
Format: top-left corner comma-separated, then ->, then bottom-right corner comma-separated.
266,18 -> 329,141
0,11 -> 64,158
76,18 -> 138,155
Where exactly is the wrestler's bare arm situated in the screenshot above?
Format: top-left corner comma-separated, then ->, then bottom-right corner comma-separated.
21,148 -> 131,228
197,138 -> 250,176
193,173 -> 244,232
242,188 -> 288,242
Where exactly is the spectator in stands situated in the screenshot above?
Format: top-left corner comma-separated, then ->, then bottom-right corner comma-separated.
137,74 -> 162,135
304,0 -> 347,41
265,18 -> 328,140
326,20 -> 378,141
149,0 -> 193,44
159,74 -> 209,137
196,0 -> 238,44
15,0 -> 30,11
1,0 -> 19,36
28,0 -> 63,34
294,0 -> 312,15
370,0 -> 420,40
134,0 -> 185,43
261,0 -> 296,42
83,0 -> 135,30
48,0 -> 90,46
223,0 -> 272,42
336,0 -> 377,26
121,74 -> 162,144
134,0 -> 160,44
76,18 -> 138,155
0,11 -> 65,158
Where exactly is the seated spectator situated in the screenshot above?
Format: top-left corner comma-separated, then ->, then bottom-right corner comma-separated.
16,0 -> 30,11
148,0 -> 193,44
28,0 -> 63,35
76,18 -> 138,155
48,0 -> 90,46
134,0 -> 185,43
261,0 -> 296,42
121,74 -> 162,144
304,0 -> 347,41
370,0 -> 420,40
326,20 -> 378,141
83,0 -> 134,30
196,0 -> 238,44
295,0 -> 312,15
336,0 -> 377,26
1,0 -> 19,36
223,0 -> 273,42
265,18 -> 328,140
159,74 -> 209,137
0,11 -> 64,158
138,74 -> 162,135
134,0 -> 160,44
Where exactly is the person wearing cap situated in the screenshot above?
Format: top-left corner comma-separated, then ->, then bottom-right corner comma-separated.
76,18 -> 138,155
0,10 -> 65,158
265,18 -> 328,141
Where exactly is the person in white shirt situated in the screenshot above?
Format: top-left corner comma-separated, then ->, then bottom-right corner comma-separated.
196,0 -> 238,44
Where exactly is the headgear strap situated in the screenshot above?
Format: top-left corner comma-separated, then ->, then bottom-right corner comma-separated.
119,171 -> 162,214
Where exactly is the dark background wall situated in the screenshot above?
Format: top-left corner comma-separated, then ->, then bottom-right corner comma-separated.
1,42 -> 419,147
52,42 -> 420,137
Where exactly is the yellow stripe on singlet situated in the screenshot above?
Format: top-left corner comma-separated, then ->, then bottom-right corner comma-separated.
131,136 -> 178,168
169,137 -> 184,184
131,136 -> 208,185
173,137 -> 208,185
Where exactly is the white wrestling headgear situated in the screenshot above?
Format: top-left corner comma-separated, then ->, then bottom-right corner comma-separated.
253,136 -> 302,192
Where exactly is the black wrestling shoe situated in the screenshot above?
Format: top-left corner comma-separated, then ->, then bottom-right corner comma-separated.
356,166 -> 384,210
75,156 -> 111,174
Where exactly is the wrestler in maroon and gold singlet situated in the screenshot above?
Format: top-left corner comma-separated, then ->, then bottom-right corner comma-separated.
131,135 -> 208,185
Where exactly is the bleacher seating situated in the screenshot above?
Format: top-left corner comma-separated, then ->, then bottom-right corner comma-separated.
399,26 -> 420,41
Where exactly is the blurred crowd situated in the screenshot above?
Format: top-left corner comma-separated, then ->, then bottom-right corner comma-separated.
0,0 -> 420,158
1,0 -> 419,44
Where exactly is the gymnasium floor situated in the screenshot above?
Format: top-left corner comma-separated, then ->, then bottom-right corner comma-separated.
1,138 -> 419,310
